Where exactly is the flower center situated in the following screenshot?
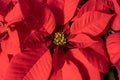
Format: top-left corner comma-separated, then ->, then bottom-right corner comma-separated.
53,32 -> 67,46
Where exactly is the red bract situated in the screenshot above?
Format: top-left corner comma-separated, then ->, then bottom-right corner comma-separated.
106,32 -> 120,79
111,0 -> 120,31
76,0 -> 114,19
47,0 -> 80,25
70,11 -> 113,36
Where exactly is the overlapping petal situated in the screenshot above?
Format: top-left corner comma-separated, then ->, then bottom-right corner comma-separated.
70,11 -> 113,36
81,38 -> 110,73
47,0 -> 79,25
106,32 -> 120,65
52,47 -> 66,73
4,46 -> 50,80
50,60 -> 82,80
76,0 -> 96,18
77,0 -> 114,18
70,34 -> 110,73
65,48 -> 101,80
50,48 -> 102,80
18,0 -> 55,34
23,30 -> 50,49
5,3 -> 23,25
68,33 -> 98,48
106,32 -> 120,79
23,50 -> 52,80
111,0 -> 120,31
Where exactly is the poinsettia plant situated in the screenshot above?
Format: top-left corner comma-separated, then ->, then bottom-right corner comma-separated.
0,0 -> 120,80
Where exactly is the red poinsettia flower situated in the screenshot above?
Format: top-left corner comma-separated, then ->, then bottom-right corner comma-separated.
1,0 -> 113,80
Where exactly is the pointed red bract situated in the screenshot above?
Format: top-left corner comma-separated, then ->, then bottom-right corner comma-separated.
76,0 -> 96,18
71,11 -> 113,36
5,3 -> 23,25
69,32 -> 110,73
68,33 -> 98,48
106,32 -> 120,65
66,48 -> 101,80
56,60 -> 82,80
50,60 -> 83,80
23,50 -> 52,80
81,38 -> 110,73
53,47 -> 66,73
50,48 -> 102,80
4,46 -> 49,80
47,0 -> 79,25
19,0 -> 55,34
77,0 -> 113,19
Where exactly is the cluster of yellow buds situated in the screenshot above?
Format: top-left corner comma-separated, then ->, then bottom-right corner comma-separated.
53,32 -> 67,46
